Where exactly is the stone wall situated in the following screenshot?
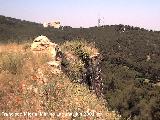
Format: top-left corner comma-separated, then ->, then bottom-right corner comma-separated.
81,54 -> 104,98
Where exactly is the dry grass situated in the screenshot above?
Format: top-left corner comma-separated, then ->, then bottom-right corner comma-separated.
0,42 -> 120,120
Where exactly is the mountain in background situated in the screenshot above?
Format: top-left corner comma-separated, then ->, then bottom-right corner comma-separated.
0,15 -> 160,120
1,15 -> 160,83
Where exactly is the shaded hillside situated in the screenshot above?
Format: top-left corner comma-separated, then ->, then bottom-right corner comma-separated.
0,15 -> 43,43
0,15 -> 70,43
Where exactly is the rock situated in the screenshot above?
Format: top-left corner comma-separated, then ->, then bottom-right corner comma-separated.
146,55 -> 151,61
33,35 -> 50,44
31,35 -> 57,57
31,35 -> 59,60
31,35 -> 63,74
31,35 -> 51,50
47,61 -> 61,68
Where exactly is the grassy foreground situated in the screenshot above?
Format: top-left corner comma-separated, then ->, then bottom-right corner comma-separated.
0,41 -> 120,120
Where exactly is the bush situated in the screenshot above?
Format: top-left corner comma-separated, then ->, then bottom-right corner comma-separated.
103,61 -> 160,120
0,52 -> 24,74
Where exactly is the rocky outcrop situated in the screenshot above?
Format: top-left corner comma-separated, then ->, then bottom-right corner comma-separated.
31,35 -> 62,73
31,35 -> 57,58
31,37 -> 104,97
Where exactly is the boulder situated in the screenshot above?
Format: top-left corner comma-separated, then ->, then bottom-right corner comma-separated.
31,35 -> 58,60
31,35 -> 62,72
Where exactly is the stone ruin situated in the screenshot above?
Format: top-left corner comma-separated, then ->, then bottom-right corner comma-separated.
31,35 -> 62,74
31,36 -> 104,97
80,53 -> 104,97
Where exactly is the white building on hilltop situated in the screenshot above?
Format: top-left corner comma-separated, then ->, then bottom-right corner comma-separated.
43,21 -> 61,29
43,22 -> 49,28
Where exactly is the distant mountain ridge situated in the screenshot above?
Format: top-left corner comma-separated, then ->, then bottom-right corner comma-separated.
0,15 -> 40,25
0,15 -> 159,43
1,15 -> 160,82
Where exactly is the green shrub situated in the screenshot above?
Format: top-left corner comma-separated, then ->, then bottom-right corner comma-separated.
103,61 -> 160,120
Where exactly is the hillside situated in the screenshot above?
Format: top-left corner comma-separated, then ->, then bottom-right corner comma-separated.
0,38 -> 119,120
1,15 -> 160,84
0,15 -> 160,120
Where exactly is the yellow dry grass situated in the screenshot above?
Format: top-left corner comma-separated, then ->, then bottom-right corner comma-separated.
0,42 -> 120,120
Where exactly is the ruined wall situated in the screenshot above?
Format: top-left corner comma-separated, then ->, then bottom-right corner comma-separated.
80,54 -> 104,98
61,41 -> 104,98
31,38 -> 104,98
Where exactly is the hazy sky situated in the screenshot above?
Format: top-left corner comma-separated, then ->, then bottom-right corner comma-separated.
0,0 -> 160,30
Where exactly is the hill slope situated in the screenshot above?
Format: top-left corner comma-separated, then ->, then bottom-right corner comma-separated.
0,15 -> 160,120
0,40 -> 120,120
1,15 -> 160,84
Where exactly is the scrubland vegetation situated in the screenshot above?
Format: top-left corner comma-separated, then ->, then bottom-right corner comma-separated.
0,42 -> 119,120
0,15 -> 160,120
